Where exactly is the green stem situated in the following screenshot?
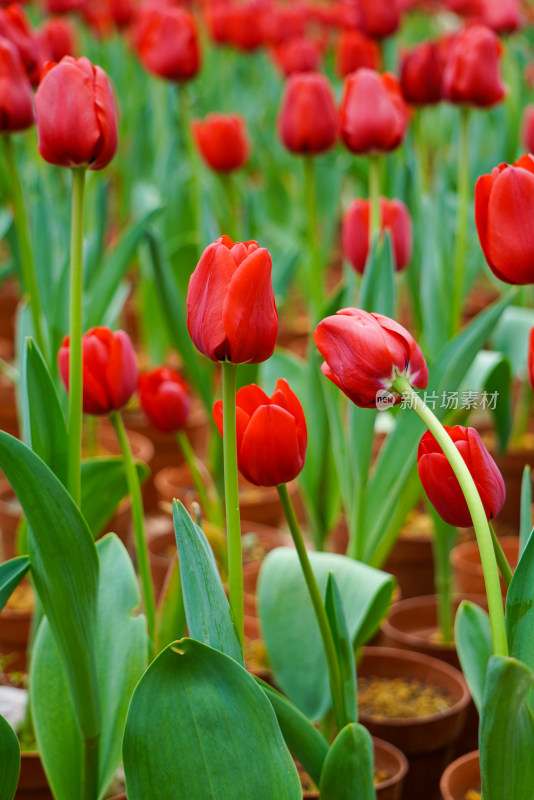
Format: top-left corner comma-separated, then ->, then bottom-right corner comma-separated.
429,515 -> 456,646
221,362 -> 244,655
179,86 -> 201,261
3,135 -> 47,359
81,736 -> 99,800
450,107 -> 470,335
304,156 -> 322,322
368,154 -> 381,243
413,110 -> 430,193
392,376 -> 508,658
221,172 -> 239,241
277,483 -> 348,731
489,522 -> 513,589
176,429 -> 223,527
109,410 -> 156,659
67,167 -> 87,506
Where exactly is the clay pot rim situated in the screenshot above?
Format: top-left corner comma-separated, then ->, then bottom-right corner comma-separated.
154,464 -> 299,498
439,749 -> 480,799
451,536 -> 519,574
372,735 -> 409,789
0,607 -> 33,620
358,646 -> 471,728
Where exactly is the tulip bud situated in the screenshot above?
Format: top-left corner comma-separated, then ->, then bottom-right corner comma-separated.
133,5 -> 200,82
342,197 -> 412,275
357,0 -> 401,39
277,72 -> 337,155
187,235 -> 278,364
417,426 -> 505,528
442,25 -> 505,108
400,41 -> 444,106
0,36 -> 34,132
335,30 -> 380,79
475,155 -> 534,284
476,0 -> 521,34
138,367 -> 191,433
339,69 -> 407,155
522,105 -> 534,154
272,36 -> 321,77
0,4 -> 45,85
314,309 -> 428,409
213,379 -> 307,486
192,113 -> 250,173
59,327 -> 138,415
36,17 -> 76,63
225,1 -> 266,52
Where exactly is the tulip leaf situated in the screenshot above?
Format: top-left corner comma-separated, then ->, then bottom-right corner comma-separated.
0,556 -> 30,613
156,555 -> 186,653
81,456 -> 149,537
258,548 -> 394,719
455,600 -> 493,713
325,573 -> 357,724
520,466 -> 532,556
318,723 -> 375,800
359,230 -> 396,320
123,639 -> 302,800
172,500 -> 242,664
0,432 -> 99,743
31,535 -> 147,800
480,656 -> 534,800
0,713 -> 19,800
506,529 -> 534,672
490,305 -> 534,377
459,349 -> 512,452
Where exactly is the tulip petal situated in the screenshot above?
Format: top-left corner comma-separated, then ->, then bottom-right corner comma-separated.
106,330 -> 138,410
187,243 -> 236,361
239,405 -> 303,486
485,166 -> 534,284
91,64 -> 118,170
212,400 -> 250,452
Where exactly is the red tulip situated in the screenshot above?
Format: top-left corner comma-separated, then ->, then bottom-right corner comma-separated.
528,328 -> 534,391
225,1 -> 266,51
192,113 -> 250,172
138,366 -> 190,433
342,197 -> 412,274
262,6 -> 306,46
335,30 -> 381,79
109,0 -> 135,29
442,25 -> 505,108
476,0 -> 521,33
45,0 -> 86,12
80,0 -> 114,39
0,4 -> 45,85
36,17 -> 76,62
0,36 -> 34,131
417,426 -> 505,528
133,5 -> 200,82
277,71 -> 337,155
400,41 -> 444,106
357,0 -> 401,39
59,327 -> 138,415
475,155 -> 534,284
35,56 -> 118,170
522,106 -> 534,154
272,36 -> 321,77
186,236 -> 278,364
314,309 -> 428,409
340,69 -> 407,155
212,379 -> 307,486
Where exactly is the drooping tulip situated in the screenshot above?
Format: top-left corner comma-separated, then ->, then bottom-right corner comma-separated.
0,36 -> 34,131
342,197 -> 412,274
277,71 -> 337,155
133,5 -> 200,82
417,426 -> 505,528
186,236 -> 278,364
442,24 -> 505,108
138,367 -> 191,433
400,41 -> 444,106
335,29 -> 380,79
192,113 -> 250,172
213,379 -> 307,486
339,69 -> 407,154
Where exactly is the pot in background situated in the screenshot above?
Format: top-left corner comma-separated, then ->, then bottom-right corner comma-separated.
439,750 -> 480,800
451,537 -> 519,597
15,751 -> 53,799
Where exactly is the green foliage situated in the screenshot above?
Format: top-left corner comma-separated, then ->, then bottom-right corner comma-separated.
0,714 -> 20,800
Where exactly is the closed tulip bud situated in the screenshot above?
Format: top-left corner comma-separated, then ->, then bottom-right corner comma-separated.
335,30 -> 381,79
0,4 -> 45,85
187,235 -> 278,364
277,71 -> 337,155
213,379 -> 307,486
357,0 -> 401,39
476,0 -> 521,34
109,0 -> 135,29
528,328 -> 534,391
192,113 -> 250,172
314,309 -> 428,409
400,41 -> 443,106
417,426 -> 505,528
133,5 -> 200,82
442,25 -> 505,108
522,106 -> 534,154
37,17 -> 76,63
262,6 -> 306,46
35,56 -> 118,169
475,155 -> 534,284
272,36 -> 321,77
0,36 -> 34,132
138,367 -> 190,433
225,1 -> 266,52
342,197 -> 412,275
59,327 -> 138,416
339,69 -> 407,154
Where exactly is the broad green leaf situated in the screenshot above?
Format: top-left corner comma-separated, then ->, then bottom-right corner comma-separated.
520,467 -> 532,556
123,639 -> 302,800
491,305 -> 534,377
506,530 -> 534,671
254,677 -> 328,787
81,457 -> 149,537
459,350 -> 512,452
31,535 -> 147,800
156,555 -> 186,653
0,432 -> 99,742
455,601 -> 492,713
319,723 -> 375,800
0,713 -> 19,800
258,549 -> 394,719
359,231 -> 396,319
325,573 -> 357,724
480,656 -> 534,800
0,556 -> 30,611
173,500 -> 242,664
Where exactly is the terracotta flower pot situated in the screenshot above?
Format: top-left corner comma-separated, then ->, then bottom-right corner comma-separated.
0,606 -> 32,673
15,750 -> 53,799
440,750 -> 480,800
383,516 -> 435,600
0,477 -> 23,561
493,447 -> 532,529
0,279 -> 19,342
451,537 -> 519,597
358,647 -> 470,800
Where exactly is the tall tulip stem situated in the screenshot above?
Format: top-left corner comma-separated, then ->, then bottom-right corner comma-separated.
304,156 -> 322,321
67,167 -> 87,506
392,376 -> 508,657
221,361 -> 244,654
3,135 -> 47,359
451,107 -> 470,334
277,483 -> 349,730
110,410 -> 156,659
368,154 -> 381,242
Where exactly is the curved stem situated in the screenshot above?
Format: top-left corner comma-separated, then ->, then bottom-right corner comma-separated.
3,134 -> 47,359
450,107 -> 470,335
221,362 -> 244,654
109,411 -> 156,660
67,167 -> 87,506
489,522 -> 513,589
392,376 -> 508,658
304,156 -> 322,322
277,483 -> 347,731
176,429 -> 223,527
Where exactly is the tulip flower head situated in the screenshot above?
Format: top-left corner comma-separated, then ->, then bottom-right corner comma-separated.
0,36 -> 34,132
36,17 -> 76,63
342,197 -> 412,275
442,25 -> 505,108
357,0 -> 401,39
314,309 -> 428,409
529,327 -> 534,391
187,236 -> 278,364
272,36 -> 322,77
35,56 -> 118,169
59,327 -> 138,415
138,367 -> 191,433
475,154 -> 534,284
192,113 -> 250,173
133,5 -> 200,82
277,71 -> 337,155
400,41 -> 444,106
335,30 -> 381,79
0,4 -> 45,85
213,379 -> 307,486
417,426 -> 506,528
339,69 -> 407,155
